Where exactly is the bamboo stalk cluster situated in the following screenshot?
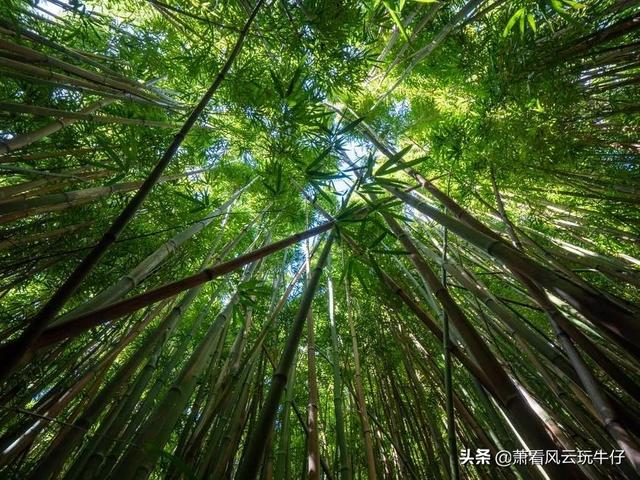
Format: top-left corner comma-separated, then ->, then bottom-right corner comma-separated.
0,0 -> 639,479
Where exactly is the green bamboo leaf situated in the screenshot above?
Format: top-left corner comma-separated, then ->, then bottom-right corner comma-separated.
365,153 -> 376,179
172,190 -> 203,205
382,0 -> 411,43
562,0 -> 586,8
269,69 -> 285,98
377,155 -> 426,176
381,209 -> 412,222
285,65 -> 303,98
306,147 -> 332,173
359,183 -> 385,196
105,173 -> 126,186
375,145 -> 413,176
339,256 -> 353,284
310,180 -> 335,204
371,248 -> 412,255
527,13 -> 537,33
262,181 -> 276,194
337,117 -> 365,136
374,176 -> 411,190
275,165 -> 282,194
503,8 -> 524,37
550,0 -> 565,13
352,260 -> 370,289
369,232 -> 387,249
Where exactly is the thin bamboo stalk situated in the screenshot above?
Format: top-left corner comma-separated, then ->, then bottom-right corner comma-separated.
51,181 -> 252,325
0,101 -> 181,128
235,234 -> 334,480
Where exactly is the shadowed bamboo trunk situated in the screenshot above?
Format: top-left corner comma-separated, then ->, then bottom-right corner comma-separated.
0,96 -> 113,155
108,259 -> 261,480
370,247 -> 583,479
25,301 -> 170,480
440,219 -> 459,480
327,259 -> 351,480
386,186 -> 640,360
61,222 -> 242,480
274,350 -> 297,480
0,314 -> 151,466
0,101 -> 183,128
0,221 -> 92,251
345,281 -> 377,480
522,275 -> 640,473
0,219 -> 335,356
0,171 -> 196,224
305,237 -> 321,480
0,36 -> 166,101
51,180 -> 252,325
235,233 -> 334,480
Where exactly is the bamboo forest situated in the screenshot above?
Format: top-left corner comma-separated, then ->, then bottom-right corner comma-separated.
1,0 -> 640,478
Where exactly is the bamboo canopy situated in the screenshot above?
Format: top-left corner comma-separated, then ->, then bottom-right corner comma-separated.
0,0 -> 639,479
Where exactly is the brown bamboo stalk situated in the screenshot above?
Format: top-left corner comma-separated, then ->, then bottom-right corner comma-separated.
0,220 -> 334,356
388,186 -> 640,360
0,101 -> 181,128
0,222 -> 93,251
345,280 -> 378,480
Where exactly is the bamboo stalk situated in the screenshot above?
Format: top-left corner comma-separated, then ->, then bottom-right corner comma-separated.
50,180 -> 253,326
0,101 -> 181,128
0,39 -> 170,105
235,234 -> 334,480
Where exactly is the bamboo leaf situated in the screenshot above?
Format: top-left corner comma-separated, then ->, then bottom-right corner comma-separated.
527,14 -> 536,33
374,176 -> 411,190
503,8 -> 524,37
562,0 -> 586,9
285,65 -> 303,98
306,147 -> 333,173
370,248 -> 411,255
269,69 -> 285,98
382,0 -> 411,44
337,117 -> 365,136
375,145 -> 413,176
376,155 -> 426,177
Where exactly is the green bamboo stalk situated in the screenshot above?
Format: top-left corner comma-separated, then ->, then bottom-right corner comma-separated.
327,260 -> 351,480
305,236 -> 321,480
0,101 -> 181,128
345,281 -> 378,480
25,301 -> 170,480
0,39 -> 171,104
9,219 -> 335,353
107,292 -> 242,479
235,233 -> 334,480
440,217 -> 459,480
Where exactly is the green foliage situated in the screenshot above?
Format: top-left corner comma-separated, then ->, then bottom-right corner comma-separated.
0,0 -> 639,478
